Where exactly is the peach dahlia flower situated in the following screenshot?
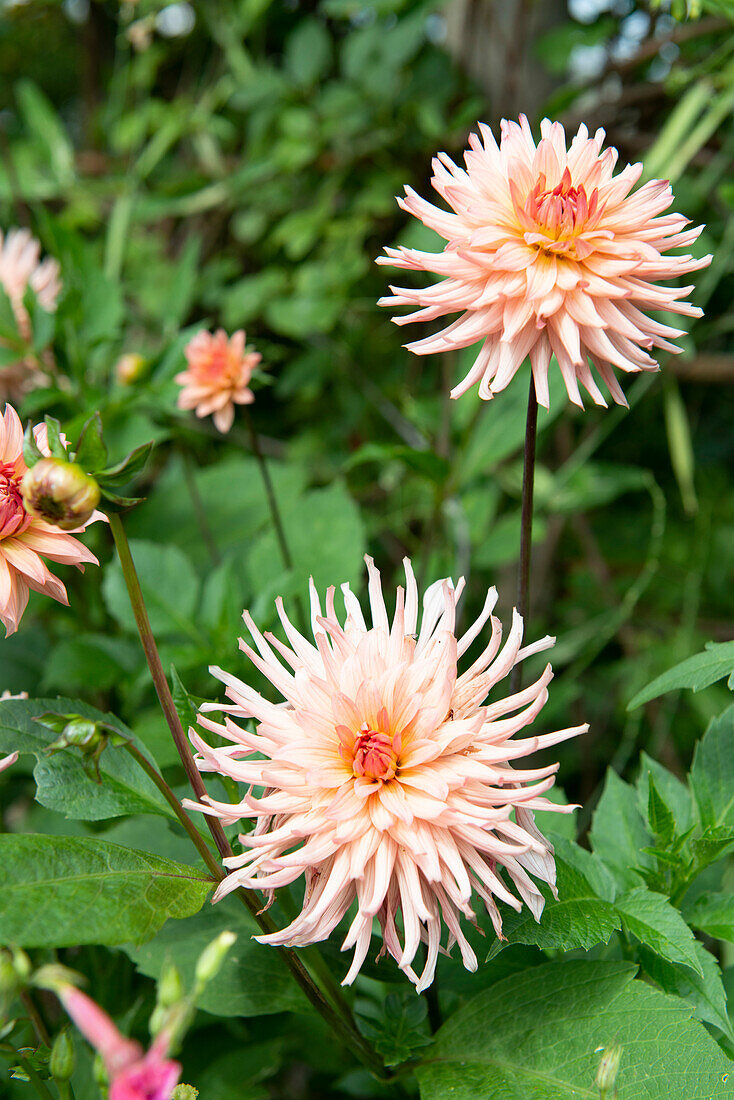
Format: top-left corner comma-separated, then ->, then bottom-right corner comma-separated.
0,228 -> 61,404
186,558 -> 586,991
379,116 -> 711,407
176,329 -> 260,433
0,404 -> 99,635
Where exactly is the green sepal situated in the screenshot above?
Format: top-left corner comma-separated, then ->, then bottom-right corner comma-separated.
43,416 -> 66,459
73,412 -> 108,473
22,421 -> 43,468
97,440 -> 153,487
99,487 -> 147,508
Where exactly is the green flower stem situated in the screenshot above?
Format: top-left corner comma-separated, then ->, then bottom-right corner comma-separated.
108,511 -> 384,1077
510,377 -> 538,695
243,408 -> 308,631
20,990 -> 51,1049
243,408 -> 293,572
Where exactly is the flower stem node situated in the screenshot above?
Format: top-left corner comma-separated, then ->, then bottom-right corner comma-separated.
49,1028 -> 76,1082
21,458 -> 100,531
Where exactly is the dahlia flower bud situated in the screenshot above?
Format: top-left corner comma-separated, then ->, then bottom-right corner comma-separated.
21,457 -> 101,531
0,946 -> 31,994
116,352 -> 147,385
50,1028 -> 76,1082
172,1087 -> 198,1100
194,931 -> 236,987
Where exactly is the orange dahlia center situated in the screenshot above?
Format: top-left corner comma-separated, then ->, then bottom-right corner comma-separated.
526,167 -> 598,247
351,724 -> 399,781
0,461 -> 30,540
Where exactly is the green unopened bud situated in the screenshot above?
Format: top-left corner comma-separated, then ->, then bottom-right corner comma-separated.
172,1086 -> 199,1100
92,1051 -> 108,1089
157,963 -> 184,1010
194,931 -> 237,987
116,352 -> 147,385
595,1045 -> 622,1096
21,458 -> 100,531
49,1028 -> 75,1082
0,947 -> 31,994
38,712 -> 126,784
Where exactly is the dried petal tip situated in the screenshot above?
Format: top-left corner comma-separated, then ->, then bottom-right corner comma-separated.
188,557 -> 586,991
380,116 -> 711,408
21,458 -> 101,531
0,751 -> 17,773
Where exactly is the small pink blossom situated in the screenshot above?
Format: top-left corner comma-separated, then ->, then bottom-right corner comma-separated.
186,557 -> 587,991
379,116 -> 711,408
175,329 -> 260,433
0,751 -> 17,773
58,985 -> 181,1100
0,404 -> 100,636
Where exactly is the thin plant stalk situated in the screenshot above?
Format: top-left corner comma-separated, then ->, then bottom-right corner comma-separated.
244,407 -> 293,571
20,990 -> 51,1048
510,377 -> 539,695
108,512 -> 383,1076
181,448 -> 221,566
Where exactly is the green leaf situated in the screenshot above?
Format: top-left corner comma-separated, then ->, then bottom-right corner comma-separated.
628,641 -> 734,709
487,839 -> 620,957
0,835 -> 212,947
344,442 -> 450,484
689,706 -> 734,829
647,775 -> 677,846
15,79 -> 75,186
103,540 -> 201,638
73,413 -> 107,473
415,960 -> 734,1100
170,665 -> 199,731
615,887 -> 704,975
637,942 -> 734,1041
691,826 -> 734,867
636,753 -> 695,835
41,634 -> 139,694
0,696 -> 174,821
357,992 -> 432,1067
247,480 -> 366,594
685,891 -> 734,941
285,17 -> 332,85
589,769 -> 652,891
124,897 -> 305,1017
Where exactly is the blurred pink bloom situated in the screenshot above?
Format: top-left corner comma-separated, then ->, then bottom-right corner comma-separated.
0,228 -> 61,403
58,985 -> 181,1100
186,557 -> 586,991
0,404 -> 99,636
379,116 -> 711,408
0,751 -> 17,772
176,329 -> 260,433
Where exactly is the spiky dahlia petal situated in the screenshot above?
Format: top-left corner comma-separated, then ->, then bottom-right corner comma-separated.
187,558 -> 586,990
379,115 -> 711,408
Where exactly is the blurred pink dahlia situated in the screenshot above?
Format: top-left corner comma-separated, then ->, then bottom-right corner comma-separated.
186,558 -> 586,991
176,329 -> 260,433
0,228 -> 61,403
379,116 -> 711,407
58,985 -> 181,1100
0,404 -> 99,635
